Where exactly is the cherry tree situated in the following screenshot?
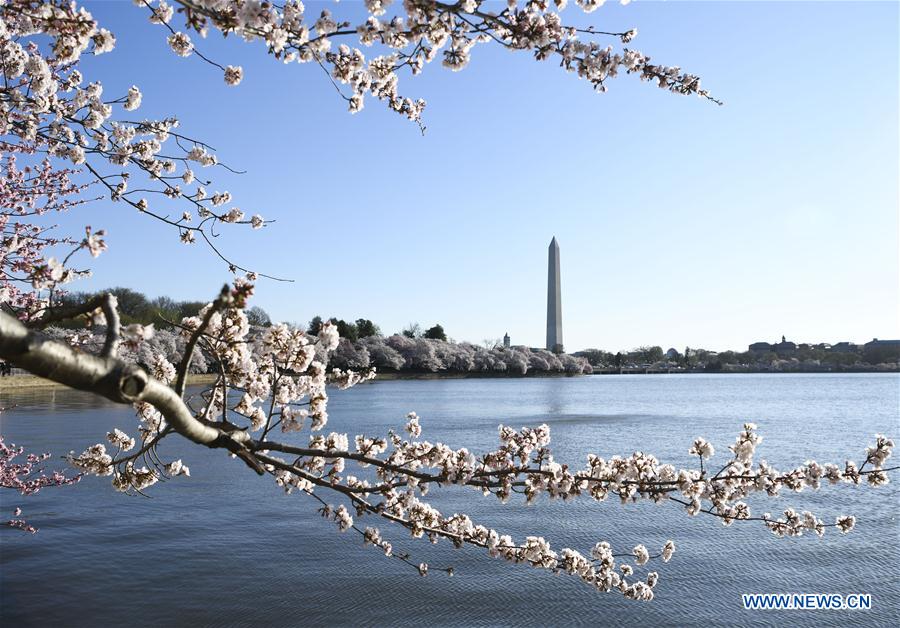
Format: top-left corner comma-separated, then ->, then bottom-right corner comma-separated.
0,0 -> 897,602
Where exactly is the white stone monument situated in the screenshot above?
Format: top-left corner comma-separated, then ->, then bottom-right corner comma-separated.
546,237 -> 563,353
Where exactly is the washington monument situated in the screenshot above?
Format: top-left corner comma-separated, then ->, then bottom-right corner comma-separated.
546,237 -> 563,353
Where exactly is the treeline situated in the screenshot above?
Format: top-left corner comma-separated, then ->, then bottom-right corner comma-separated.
289,316 -> 592,376
54,287 -> 273,328
575,345 -> 899,370
44,289 -> 591,377
332,335 -> 591,375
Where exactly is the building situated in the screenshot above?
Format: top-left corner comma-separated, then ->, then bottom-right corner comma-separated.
503,332 -> 510,348
863,338 -> 900,363
773,335 -> 797,355
748,336 -> 796,355
546,237 -> 563,353
665,347 -> 679,360
865,338 -> 900,349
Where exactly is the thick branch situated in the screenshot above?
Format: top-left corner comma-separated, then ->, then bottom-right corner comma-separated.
30,293 -> 120,356
0,310 -> 260,470
174,284 -> 230,396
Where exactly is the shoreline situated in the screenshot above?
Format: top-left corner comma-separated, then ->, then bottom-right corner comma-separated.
2,368 -> 896,392
373,370 -> 581,381
0,373 -> 218,391
590,367 -> 898,375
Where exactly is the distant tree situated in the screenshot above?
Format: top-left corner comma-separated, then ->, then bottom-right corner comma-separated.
614,352 -> 623,368
402,323 -> 422,339
246,306 -> 272,327
829,352 -> 860,367
355,318 -> 380,339
107,287 -> 151,322
473,347 -> 507,372
761,351 -> 779,364
331,318 -> 359,342
718,351 -> 738,365
437,342 -> 476,372
575,349 -> 613,367
504,349 -> 530,375
151,295 -> 178,312
560,354 -> 587,374
424,324 -> 447,341
308,315 -> 324,336
177,301 -> 206,322
386,335 -> 441,371
359,336 -> 405,370
330,339 -> 371,370
863,344 -> 900,365
632,346 -> 665,364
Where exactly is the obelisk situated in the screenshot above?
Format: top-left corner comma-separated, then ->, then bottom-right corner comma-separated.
546,237 -> 563,353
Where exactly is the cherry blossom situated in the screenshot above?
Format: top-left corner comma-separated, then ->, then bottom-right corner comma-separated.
0,436 -> 81,533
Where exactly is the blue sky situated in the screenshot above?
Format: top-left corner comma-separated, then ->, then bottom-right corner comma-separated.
68,1 -> 899,352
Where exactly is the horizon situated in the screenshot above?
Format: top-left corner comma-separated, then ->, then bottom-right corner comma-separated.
60,1 -> 899,354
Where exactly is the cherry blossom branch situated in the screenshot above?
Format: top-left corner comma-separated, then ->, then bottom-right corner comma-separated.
1,436 -> 82,534
174,284 -> 230,396
0,309 -> 257,465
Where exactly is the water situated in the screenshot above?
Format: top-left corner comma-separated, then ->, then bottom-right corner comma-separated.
1,374 -> 899,627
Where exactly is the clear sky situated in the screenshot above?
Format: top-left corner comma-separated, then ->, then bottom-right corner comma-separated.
68,1 -> 899,353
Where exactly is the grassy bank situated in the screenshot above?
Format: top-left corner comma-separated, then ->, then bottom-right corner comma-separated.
0,373 -> 218,391
0,370 -> 583,392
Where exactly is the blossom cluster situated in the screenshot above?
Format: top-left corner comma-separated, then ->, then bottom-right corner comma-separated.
1,0 -> 270,320
335,334 -> 593,375
64,280 -> 373,493
135,0 -> 719,126
247,414 -> 894,595
0,152 -> 102,320
1,436 -> 81,533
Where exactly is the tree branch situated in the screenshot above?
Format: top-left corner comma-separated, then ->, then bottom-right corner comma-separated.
0,310 -> 261,472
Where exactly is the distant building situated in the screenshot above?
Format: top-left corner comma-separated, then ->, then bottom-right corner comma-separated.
865,338 -> 900,349
773,335 -> 797,355
749,336 -> 796,355
665,347 -> 679,360
503,332 -> 510,348
830,341 -> 857,353
863,338 -> 900,364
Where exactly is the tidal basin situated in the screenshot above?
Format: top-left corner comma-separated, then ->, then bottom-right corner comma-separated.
1,373 -> 898,627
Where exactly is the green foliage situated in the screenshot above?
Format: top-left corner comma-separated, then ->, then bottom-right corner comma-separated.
308,315 -> 323,335
864,344 -> 900,364
628,345 -> 664,365
574,348 -> 614,367
424,324 -> 447,341
402,323 -> 422,339
246,306 -> 272,327
355,318 -> 380,338
330,318 -> 359,342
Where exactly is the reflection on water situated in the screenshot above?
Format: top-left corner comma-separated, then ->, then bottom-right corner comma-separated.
1,374 -> 899,627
